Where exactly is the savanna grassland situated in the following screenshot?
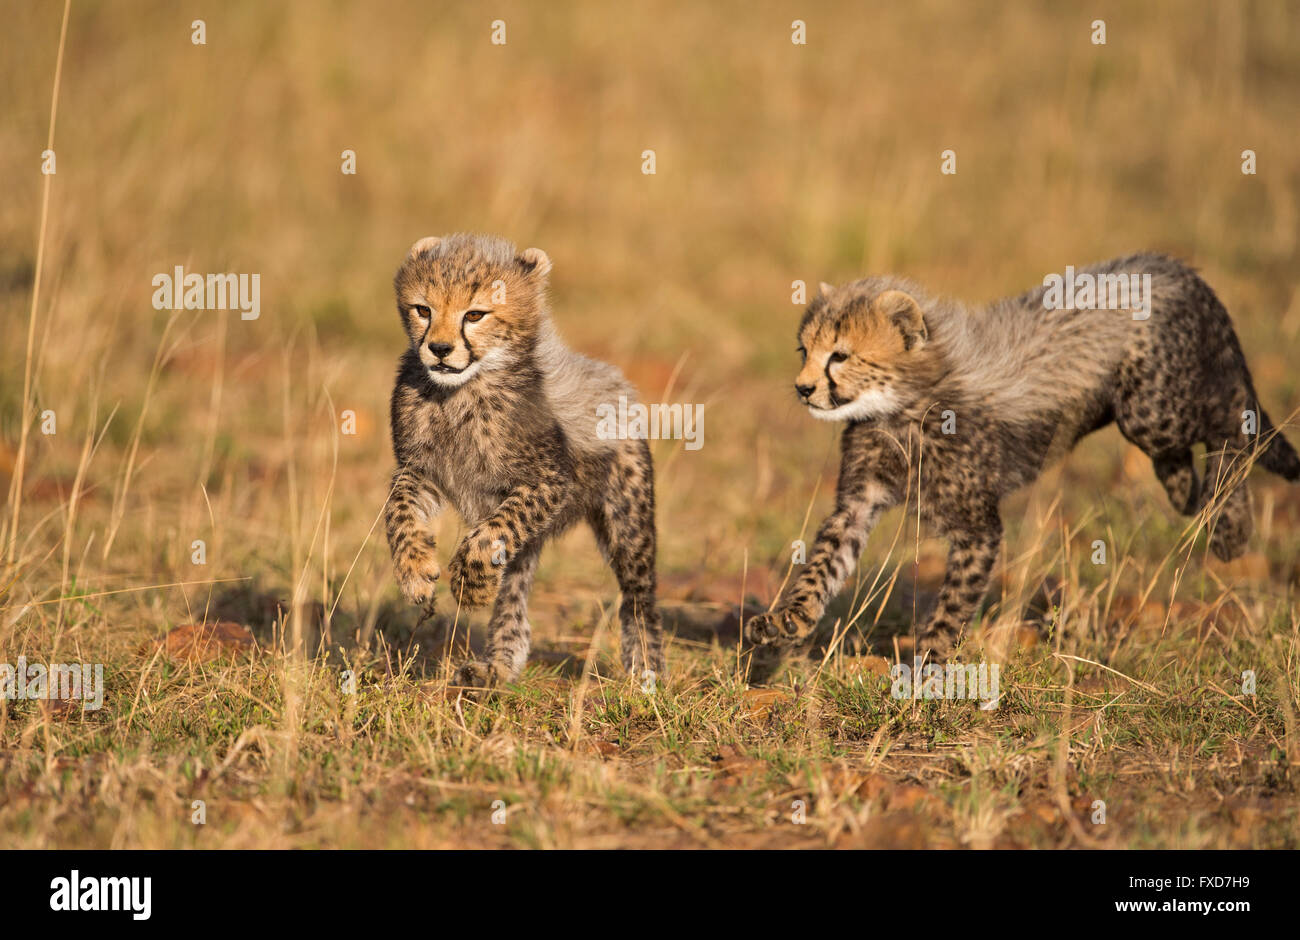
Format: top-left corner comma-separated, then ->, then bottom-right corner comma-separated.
2,0 -> 1299,849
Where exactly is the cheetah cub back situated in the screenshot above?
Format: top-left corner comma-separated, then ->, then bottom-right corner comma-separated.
385,233 -> 665,688
747,254 -> 1299,667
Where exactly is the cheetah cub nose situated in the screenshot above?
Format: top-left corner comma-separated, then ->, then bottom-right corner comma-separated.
794,383 -> 814,400
428,341 -> 454,358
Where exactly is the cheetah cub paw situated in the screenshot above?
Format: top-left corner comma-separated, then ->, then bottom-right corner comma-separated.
744,605 -> 816,647
446,537 -> 504,608
453,660 -> 502,692
623,648 -> 667,686
392,539 -> 441,608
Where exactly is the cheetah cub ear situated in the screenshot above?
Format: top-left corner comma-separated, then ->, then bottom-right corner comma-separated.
516,247 -> 552,278
818,281 -> 836,298
875,289 -> 928,351
406,236 -> 442,260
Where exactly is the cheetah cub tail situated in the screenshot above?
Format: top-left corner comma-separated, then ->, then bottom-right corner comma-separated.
1257,409 -> 1300,481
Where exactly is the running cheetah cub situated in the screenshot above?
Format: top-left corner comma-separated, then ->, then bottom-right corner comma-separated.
385,233 -> 665,688
747,254 -> 1299,664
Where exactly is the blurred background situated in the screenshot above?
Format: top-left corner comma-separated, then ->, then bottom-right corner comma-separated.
3,0 -> 1299,643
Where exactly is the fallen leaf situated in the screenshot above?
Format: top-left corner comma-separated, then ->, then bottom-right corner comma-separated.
889,784 -> 943,813
1108,596 -> 1169,635
156,621 -> 257,663
741,687 -> 792,720
976,620 -> 1043,659
1027,801 -> 1061,825
843,655 -> 891,678
855,772 -> 894,801
711,745 -> 766,780
586,739 -> 620,759
1070,794 -> 1096,818
852,810 -> 932,848
1209,551 -> 1270,583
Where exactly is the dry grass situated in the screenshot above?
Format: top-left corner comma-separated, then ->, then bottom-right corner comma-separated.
1,0 -> 1298,848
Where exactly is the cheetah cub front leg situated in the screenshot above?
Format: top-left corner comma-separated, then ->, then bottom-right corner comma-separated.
384,467 -> 443,610
744,475 -> 893,672
444,529 -> 505,609
445,470 -> 570,611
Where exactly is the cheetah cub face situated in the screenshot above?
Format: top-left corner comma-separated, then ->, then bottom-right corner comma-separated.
394,234 -> 553,388
795,284 -> 928,422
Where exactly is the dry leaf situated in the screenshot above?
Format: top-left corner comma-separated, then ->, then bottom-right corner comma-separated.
156,621 -> 256,663
740,687 -> 792,720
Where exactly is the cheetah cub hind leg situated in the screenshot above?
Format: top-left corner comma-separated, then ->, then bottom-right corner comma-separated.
452,542 -> 542,693
590,440 -> 667,685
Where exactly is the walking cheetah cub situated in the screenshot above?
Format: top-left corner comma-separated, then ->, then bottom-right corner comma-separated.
385,233 -> 665,688
747,254 -> 1299,664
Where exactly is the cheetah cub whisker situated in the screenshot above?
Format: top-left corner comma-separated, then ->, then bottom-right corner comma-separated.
385,233 -> 666,689
747,254 -> 1299,667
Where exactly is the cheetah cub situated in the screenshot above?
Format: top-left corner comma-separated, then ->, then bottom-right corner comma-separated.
385,233 -> 665,688
747,254 -> 1299,664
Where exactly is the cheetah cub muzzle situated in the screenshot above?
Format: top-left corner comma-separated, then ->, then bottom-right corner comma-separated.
746,254 -> 1299,668
385,233 -> 666,689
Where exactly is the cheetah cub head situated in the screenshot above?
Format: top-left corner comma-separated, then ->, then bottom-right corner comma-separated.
394,233 -> 552,388
794,281 -> 929,422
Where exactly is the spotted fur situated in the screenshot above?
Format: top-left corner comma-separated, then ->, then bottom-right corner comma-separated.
385,233 -> 665,688
748,254 -> 1299,664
